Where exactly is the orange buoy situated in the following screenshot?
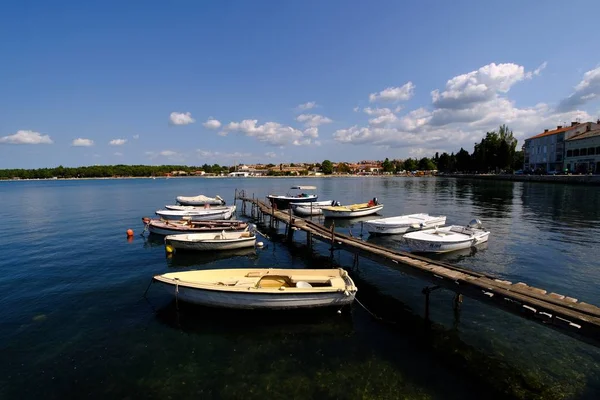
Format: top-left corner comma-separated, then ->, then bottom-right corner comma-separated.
127,229 -> 134,237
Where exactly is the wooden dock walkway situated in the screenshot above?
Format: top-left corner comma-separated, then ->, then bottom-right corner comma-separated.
236,193 -> 600,347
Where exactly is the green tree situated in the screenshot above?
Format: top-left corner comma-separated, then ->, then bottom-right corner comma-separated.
403,158 -> 417,172
382,158 -> 394,173
418,157 -> 436,171
321,160 -> 333,175
455,148 -> 471,172
336,162 -> 350,174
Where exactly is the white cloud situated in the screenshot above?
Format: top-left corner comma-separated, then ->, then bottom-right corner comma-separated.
265,151 -> 277,158
394,106 -> 404,113
133,134 -> 140,139
369,82 -> 415,102
557,66 -> 600,111
295,114 -> 333,127
431,63 -> 529,110
0,130 -> 53,145
533,61 -> 548,77
160,150 -> 177,157
71,138 -> 94,147
196,149 -> 252,159
203,118 -> 222,129
169,112 -> 195,126
353,106 -> 360,112
363,107 -> 392,116
220,119 -> 318,146
109,138 -> 127,146
296,101 -> 317,111
333,61 -> 590,155
114,152 -> 123,156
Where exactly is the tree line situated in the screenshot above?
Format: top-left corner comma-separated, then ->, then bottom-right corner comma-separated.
0,164 -> 229,180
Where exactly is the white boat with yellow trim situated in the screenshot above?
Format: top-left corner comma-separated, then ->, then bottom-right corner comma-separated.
321,199 -> 383,218
403,219 -> 489,253
153,268 -> 357,309
155,205 -> 236,221
291,200 -> 336,216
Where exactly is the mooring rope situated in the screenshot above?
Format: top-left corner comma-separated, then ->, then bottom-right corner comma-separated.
353,296 -> 400,326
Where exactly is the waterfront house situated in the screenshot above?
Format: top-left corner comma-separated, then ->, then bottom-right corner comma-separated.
564,126 -> 600,174
523,121 -> 599,173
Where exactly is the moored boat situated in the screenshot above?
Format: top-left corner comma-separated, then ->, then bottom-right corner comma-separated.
164,204 -> 231,211
142,217 -> 248,236
165,230 -> 256,251
364,213 -> 447,235
156,205 -> 236,221
176,194 -> 225,206
291,200 -> 336,216
267,186 -> 318,209
403,219 -> 489,253
152,268 -> 357,309
321,198 -> 383,218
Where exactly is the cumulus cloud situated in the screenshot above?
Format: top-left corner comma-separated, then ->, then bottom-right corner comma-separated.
353,106 -> 360,112
333,61 -> 589,155
296,101 -> 317,111
196,149 -> 252,159
71,138 -> 94,147
160,150 -> 177,156
114,152 -> 123,156
203,118 -> 222,129
133,134 -> 140,139
169,112 -> 195,125
109,138 -> 127,146
295,114 -> 332,128
265,151 -> 277,158
0,130 -> 53,145
219,119 -> 318,146
557,66 -> 600,112
369,82 -> 415,102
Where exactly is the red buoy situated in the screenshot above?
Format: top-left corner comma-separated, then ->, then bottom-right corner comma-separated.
127,229 -> 134,237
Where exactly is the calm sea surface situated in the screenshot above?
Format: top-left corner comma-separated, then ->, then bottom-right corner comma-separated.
1,177 -> 600,399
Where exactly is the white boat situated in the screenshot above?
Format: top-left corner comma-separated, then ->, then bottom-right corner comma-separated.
153,268 -> 357,309
142,217 -> 249,236
403,219 -> 490,253
155,205 -> 236,221
291,200 -> 336,216
164,205 -> 231,211
165,230 -> 256,251
321,199 -> 383,218
176,194 -> 225,206
364,213 -> 447,235
267,186 -> 318,209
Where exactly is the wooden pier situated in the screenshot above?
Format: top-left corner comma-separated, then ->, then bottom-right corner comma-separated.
236,192 -> 600,347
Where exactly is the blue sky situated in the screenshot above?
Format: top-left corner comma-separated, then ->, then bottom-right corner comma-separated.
1,0 -> 600,168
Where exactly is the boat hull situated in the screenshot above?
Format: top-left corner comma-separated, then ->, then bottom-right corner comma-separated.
156,206 -> 236,221
165,235 -> 256,251
403,231 -> 489,253
322,204 -> 383,218
176,195 -> 225,206
364,215 -> 447,235
147,222 -> 247,236
268,195 -> 318,210
157,284 -> 355,309
291,200 -> 333,216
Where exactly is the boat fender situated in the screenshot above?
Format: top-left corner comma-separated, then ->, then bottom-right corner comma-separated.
256,241 -> 264,248
165,244 -> 175,254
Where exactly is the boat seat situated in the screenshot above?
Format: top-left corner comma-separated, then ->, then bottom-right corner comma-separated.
327,277 -> 346,289
288,275 -> 334,284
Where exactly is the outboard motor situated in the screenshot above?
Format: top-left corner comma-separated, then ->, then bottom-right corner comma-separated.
249,223 -> 257,234
331,200 -> 336,206
335,201 -> 341,207
373,197 -> 378,205
467,219 -> 482,229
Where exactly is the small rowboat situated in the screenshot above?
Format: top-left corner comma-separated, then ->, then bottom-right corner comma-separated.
165,230 -> 256,251
156,205 -> 236,221
291,200 -> 336,216
142,218 -> 248,236
363,213 -> 447,235
403,219 -> 490,253
176,194 -> 225,206
164,205 -> 231,211
321,200 -> 383,218
153,268 -> 357,309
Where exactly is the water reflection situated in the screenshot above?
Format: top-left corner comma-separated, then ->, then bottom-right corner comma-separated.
469,180 -> 515,219
155,299 -> 353,333
322,215 -> 380,230
165,247 -> 259,268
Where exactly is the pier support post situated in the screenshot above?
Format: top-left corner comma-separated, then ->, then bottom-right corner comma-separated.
234,189 -> 237,207
307,231 -> 312,248
329,222 -> 336,252
422,285 -> 441,321
286,206 -> 294,242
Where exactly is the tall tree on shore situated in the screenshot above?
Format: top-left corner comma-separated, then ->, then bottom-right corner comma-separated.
382,158 -> 394,173
321,160 -> 333,175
